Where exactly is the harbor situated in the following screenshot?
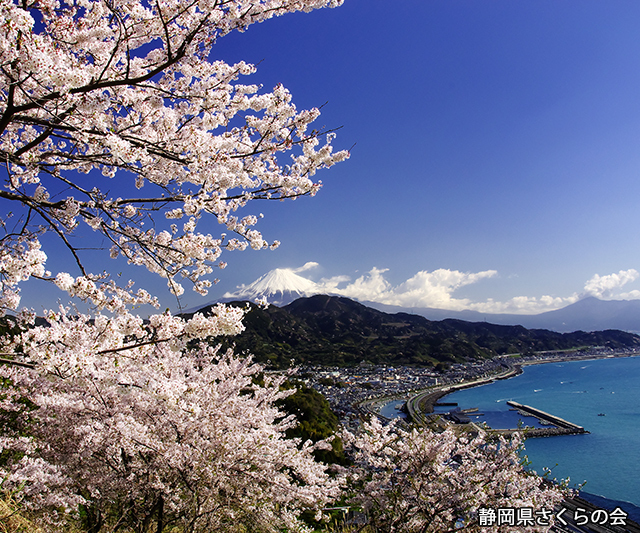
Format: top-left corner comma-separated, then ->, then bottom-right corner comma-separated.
503,401 -> 588,436
400,368 -> 590,437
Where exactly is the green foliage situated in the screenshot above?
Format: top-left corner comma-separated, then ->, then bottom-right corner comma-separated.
278,381 -> 346,465
209,295 -> 640,369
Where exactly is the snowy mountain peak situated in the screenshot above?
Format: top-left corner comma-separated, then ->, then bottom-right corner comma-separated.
223,268 -> 321,306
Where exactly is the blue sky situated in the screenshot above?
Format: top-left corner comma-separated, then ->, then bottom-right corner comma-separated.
19,0 -> 640,315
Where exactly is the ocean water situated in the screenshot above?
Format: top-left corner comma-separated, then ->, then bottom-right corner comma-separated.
435,356 -> 640,513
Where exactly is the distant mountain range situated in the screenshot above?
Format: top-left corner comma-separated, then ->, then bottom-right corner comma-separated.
366,296 -> 640,334
198,267 -> 640,333
186,295 -> 640,368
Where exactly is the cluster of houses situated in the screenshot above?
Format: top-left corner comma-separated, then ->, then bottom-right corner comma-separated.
293,358 -> 507,428
293,346 -> 640,429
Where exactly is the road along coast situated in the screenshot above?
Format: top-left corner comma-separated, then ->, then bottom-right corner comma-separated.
404,361 -> 521,425
359,351 -> 640,532
403,349 -> 640,433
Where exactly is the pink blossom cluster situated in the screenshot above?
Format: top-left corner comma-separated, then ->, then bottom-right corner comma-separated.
0,0 -> 348,311
0,236 -> 48,315
343,417 -> 566,532
0,309 -> 341,530
0,2 -> 351,527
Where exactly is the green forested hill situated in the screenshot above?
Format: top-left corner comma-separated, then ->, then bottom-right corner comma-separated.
192,295 -> 640,368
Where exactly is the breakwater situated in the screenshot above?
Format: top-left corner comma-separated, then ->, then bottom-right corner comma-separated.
392,355 -> 640,511
505,401 -> 587,436
405,370 -> 589,438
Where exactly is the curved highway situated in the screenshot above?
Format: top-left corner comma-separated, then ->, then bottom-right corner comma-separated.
405,363 -> 520,425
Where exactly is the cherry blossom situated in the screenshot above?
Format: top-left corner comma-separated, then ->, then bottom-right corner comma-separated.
343,418 -> 567,533
0,0 -> 348,312
0,0 -> 348,530
0,309 -> 341,531
0,1 -> 569,531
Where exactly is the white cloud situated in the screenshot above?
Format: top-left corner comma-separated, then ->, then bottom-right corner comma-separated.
327,267 -> 393,302
392,269 -> 497,308
316,274 -> 352,292
619,289 -> 640,300
462,270 -> 640,313
466,294 -> 580,315
319,267 -> 640,314
292,261 -> 319,273
583,269 -> 639,298
242,263 -> 640,315
327,267 -> 498,310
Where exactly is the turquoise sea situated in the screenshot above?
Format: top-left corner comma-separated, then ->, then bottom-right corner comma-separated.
434,356 -> 640,516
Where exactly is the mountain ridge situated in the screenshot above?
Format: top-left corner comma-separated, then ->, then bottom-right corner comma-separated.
185,267 -> 640,333
188,295 -> 640,369
365,296 -> 640,333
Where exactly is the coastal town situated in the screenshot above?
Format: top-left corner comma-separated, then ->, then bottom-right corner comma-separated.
295,346 -> 640,533
294,345 -> 640,431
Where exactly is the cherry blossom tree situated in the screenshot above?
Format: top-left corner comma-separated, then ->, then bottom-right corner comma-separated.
0,309 -> 342,531
0,0 -> 348,314
343,418 -> 567,533
0,0 -> 347,530
0,1 -> 569,532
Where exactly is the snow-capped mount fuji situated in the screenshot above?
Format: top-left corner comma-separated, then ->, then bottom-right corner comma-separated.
221,268 -> 323,306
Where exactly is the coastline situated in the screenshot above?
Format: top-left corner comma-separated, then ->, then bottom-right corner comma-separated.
358,353 -> 640,532
517,350 -> 640,368
400,351 -> 640,530
405,361 -> 521,419
406,349 -> 640,419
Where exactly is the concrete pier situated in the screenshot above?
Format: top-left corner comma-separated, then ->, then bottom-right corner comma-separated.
506,401 -> 587,435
